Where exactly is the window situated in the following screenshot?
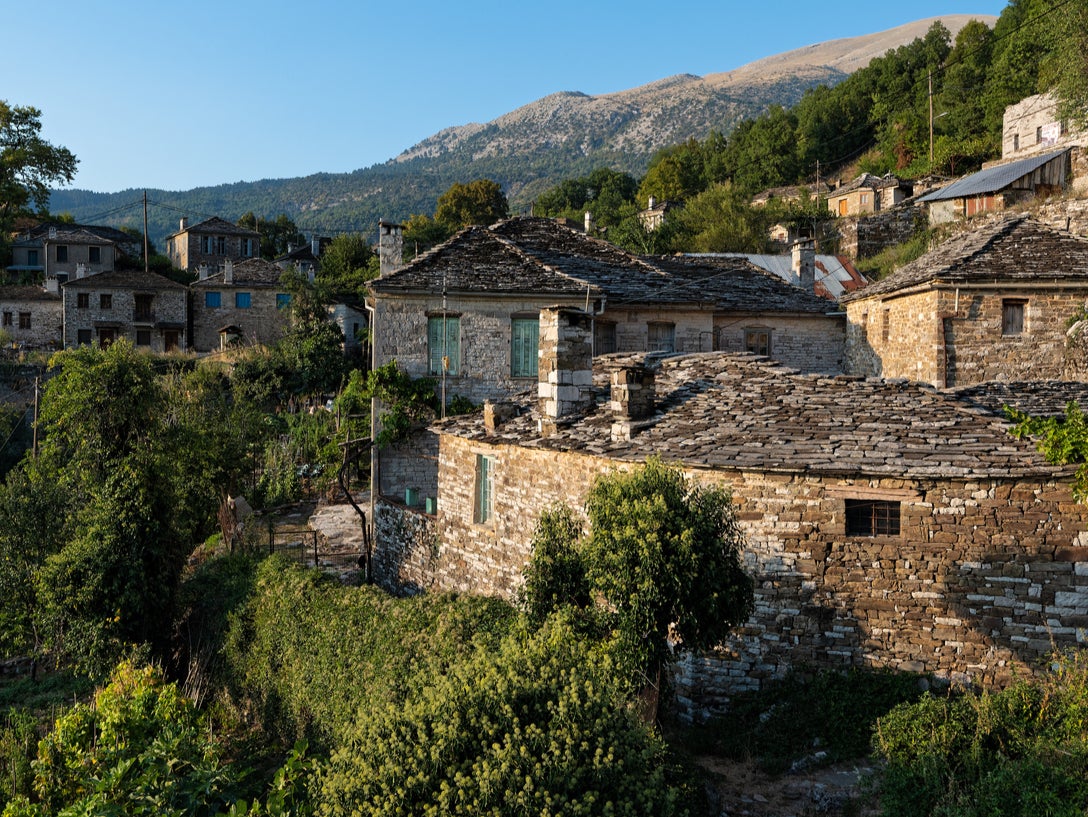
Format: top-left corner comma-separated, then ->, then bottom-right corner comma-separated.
164,330 -> 180,352
474,454 -> 495,524
205,291 -> 221,308
1013,133 -> 1020,151
135,329 -> 151,346
594,321 -> 616,355
77,292 -> 90,309
56,245 -> 68,263
2,313 -> 11,327
243,238 -> 255,257
745,329 -> 771,356
845,499 -> 901,536
215,236 -> 226,255
18,313 -> 30,330
647,321 -> 675,353
27,250 -> 38,266
428,315 -> 460,376
1002,299 -> 1025,336
201,236 -> 211,254
861,193 -> 870,205
235,292 -> 252,309
77,329 -> 92,345
510,317 -> 539,377
881,309 -> 890,343
100,294 -> 112,310
276,293 -> 291,309
134,294 -> 153,321
1036,125 -> 1043,144
89,246 -> 101,264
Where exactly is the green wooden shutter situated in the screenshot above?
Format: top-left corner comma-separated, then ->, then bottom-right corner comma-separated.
511,318 -> 538,377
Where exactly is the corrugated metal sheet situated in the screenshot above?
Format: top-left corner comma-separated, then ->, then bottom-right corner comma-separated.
917,148 -> 1069,202
686,253 -> 862,298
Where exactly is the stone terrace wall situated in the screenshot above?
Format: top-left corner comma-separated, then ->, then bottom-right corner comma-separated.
379,428 -> 439,510
377,432 -> 1088,718
839,206 -> 925,260
715,315 -> 844,374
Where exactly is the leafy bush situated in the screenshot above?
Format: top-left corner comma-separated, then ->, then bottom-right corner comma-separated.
872,651 -> 1088,817
697,667 -> 926,773
314,617 -> 704,817
213,556 -> 516,750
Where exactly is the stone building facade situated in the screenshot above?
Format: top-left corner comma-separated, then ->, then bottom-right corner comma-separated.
62,270 -> 187,352
843,215 -> 1088,387
190,259 -> 293,351
369,217 -> 844,405
0,287 -> 62,351
374,347 -> 1088,717
164,216 -> 261,274
837,205 -> 926,261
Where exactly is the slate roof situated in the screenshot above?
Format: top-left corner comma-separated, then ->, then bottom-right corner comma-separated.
684,252 -> 867,300
438,352 -> 1075,481
0,286 -> 61,303
917,148 -> 1069,202
947,381 -> 1088,420
166,216 -> 261,240
25,222 -> 131,246
62,270 -> 186,290
13,226 -> 112,247
191,258 -> 285,288
841,215 -> 1088,303
828,173 -> 904,198
371,217 -> 835,314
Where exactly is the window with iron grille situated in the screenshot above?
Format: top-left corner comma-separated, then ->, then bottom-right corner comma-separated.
594,321 -> 616,355
745,329 -> 771,356
845,499 -> 901,536
647,321 -> 675,353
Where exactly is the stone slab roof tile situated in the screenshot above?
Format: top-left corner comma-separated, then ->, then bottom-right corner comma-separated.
439,352 -> 1076,480
842,216 -> 1088,302
0,286 -> 61,302
191,258 -> 285,288
63,270 -> 186,290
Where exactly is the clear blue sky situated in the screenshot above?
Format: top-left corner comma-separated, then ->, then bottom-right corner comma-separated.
5,1 -> 1006,194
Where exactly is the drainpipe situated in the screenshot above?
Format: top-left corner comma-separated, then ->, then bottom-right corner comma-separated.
364,300 -> 378,548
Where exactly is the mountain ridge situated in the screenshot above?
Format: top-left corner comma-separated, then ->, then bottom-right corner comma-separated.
49,14 -> 995,244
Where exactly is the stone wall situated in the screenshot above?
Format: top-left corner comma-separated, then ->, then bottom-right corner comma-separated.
191,288 -> 289,351
379,428 -> 439,509
376,432 -> 1088,718
62,287 -> 187,352
0,299 -> 62,351
838,207 -> 925,261
715,314 -> 844,374
1031,193 -> 1088,237
373,499 -> 438,594
844,290 -> 944,384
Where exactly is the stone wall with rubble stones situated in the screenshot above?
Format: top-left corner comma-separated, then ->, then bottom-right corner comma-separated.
844,290 -> 943,384
838,206 -> 926,260
379,428 -> 440,509
373,499 -> 438,595
376,431 -> 1088,718
0,300 -> 62,350
191,289 -> 289,352
715,315 -> 844,373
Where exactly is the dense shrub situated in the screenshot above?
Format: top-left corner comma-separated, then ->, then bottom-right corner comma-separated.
314,618 -> 704,817
873,651 -> 1088,817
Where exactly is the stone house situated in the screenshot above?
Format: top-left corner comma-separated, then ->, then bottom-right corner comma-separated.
1002,92 -> 1086,179
62,270 -> 187,352
374,311 -> 1088,715
190,258 -> 293,351
826,173 -> 910,217
0,287 -> 62,351
7,224 -> 118,285
368,216 -> 845,406
918,148 -> 1072,224
164,217 -> 260,274
842,215 -> 1088,387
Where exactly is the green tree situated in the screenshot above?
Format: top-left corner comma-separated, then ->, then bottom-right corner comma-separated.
1046,0 -> 1088,129
668,183 -> 773,253
237,212 -> 307,260
0,103 -> 77,247
401,214 -> 453,258
315,233 -> 378,298
522,459 -> 753,686
536,167 -> 638,229
434,179 -> 509,229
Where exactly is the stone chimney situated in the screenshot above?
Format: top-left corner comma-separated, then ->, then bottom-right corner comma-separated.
224,259 -> 234,284
538,307 -> 594,437
610,363 -> 656,442
312,237 -> 321,257
76,263 -> 87,279
483,400 -> 517,432
379,220 -> 404,275
584,212 -> 594,234
180,217 -> 188,231
198,263 -> 209,281
648,195 -> 657,209
45,277 -> 59,295
792,240 -> 816,292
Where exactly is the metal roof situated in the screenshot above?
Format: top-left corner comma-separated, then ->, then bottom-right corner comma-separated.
917,148 -> 1069,202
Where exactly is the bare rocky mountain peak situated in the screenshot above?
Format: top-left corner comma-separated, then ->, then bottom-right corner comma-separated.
395,15 -> 996,167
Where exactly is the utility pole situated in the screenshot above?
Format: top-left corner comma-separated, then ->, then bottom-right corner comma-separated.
143,191 -> 150,274
928,72 -> 935,166
32,376 -> 39,459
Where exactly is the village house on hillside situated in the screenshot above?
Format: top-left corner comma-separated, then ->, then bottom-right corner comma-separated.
62,270 -> 187,351
826,173 -> 911,217
842,215 -> 1088,387
0,287 -> 62,351
165,217 -> 260,274
373,309 -> 1088,714
7,224 -> 120,284
190,258 -> 293,352
368,216 -> 845,405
